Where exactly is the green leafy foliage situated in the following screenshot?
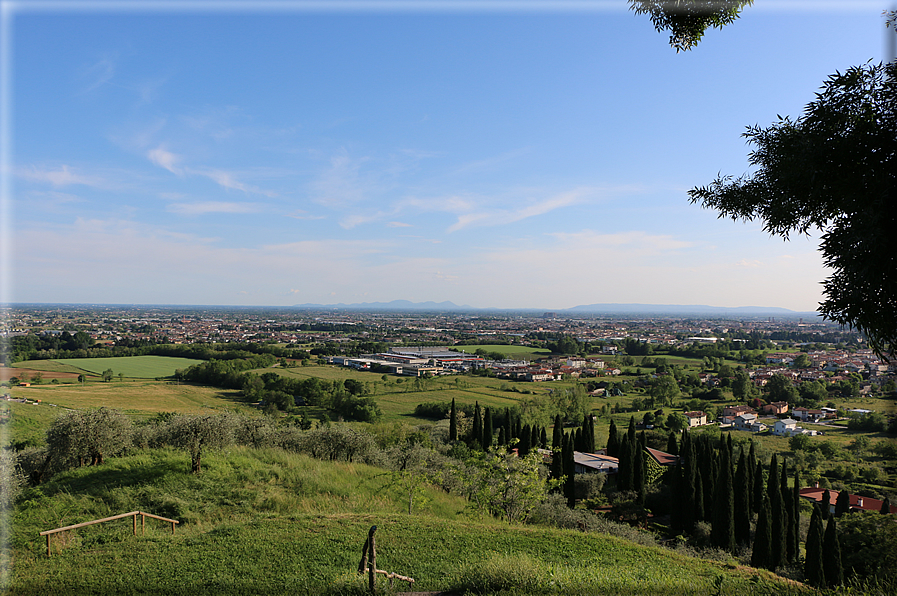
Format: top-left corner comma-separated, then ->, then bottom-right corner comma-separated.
630,0 -> 754,52
690,61 -> 897,355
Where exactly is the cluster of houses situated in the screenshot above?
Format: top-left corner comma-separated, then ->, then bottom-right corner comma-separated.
683,404 -> 833,437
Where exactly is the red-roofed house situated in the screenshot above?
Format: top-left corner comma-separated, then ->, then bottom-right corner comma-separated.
799,486 -> 896,514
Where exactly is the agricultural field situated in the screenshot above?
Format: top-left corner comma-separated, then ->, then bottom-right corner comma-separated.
454,344 -> 552,359
45,356 -> 206,378
5,380 -> 250,424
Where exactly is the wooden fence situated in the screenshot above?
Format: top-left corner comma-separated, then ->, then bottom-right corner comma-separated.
357,525 -> 414,593
39,511 -> 179,556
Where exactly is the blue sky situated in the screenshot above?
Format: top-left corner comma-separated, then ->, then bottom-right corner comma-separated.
2,1 -> 891,311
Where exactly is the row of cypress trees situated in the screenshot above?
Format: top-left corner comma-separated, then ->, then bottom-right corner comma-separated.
665,429 -> 844,585
451,398 -> 594,456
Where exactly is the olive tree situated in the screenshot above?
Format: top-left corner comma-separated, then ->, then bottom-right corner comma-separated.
30,408 -> 132,484
164,414 -> 235,474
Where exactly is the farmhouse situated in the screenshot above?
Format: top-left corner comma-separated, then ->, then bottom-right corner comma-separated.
684,411 -> 707,427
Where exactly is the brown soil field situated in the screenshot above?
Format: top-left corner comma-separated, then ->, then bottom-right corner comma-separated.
0,367 -> 81,382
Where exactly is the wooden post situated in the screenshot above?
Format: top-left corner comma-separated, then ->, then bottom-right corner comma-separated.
367,525 -> 377,594
141,514 -> 145,536
46,534 -> 51,557
132,513 -> 137,535
171,521 -> 175,534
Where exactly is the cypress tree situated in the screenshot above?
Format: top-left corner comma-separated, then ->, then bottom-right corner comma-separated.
835,490 -> 850,517
551,433 -> 565,483
694,471 -> 705,523
574,428 -> 583,452
753,461 -> 765,515
804,505 -> 825,588
552,414 -> 563,449
881,496 -> 891,514
781,459 -> 796,564
821,489 -> 831,520
634,441 -> 646,503
497,426 -> 505,447
702,448 -> 716,522
671,460 -> 684,533
588,415 -> 596,452
747,441 -> 756,513
540,426 -> 547,449
519,424 -> 531,457
711,438 -> 735,551
618,434 -> 632,491
504,408 -> 512,446
472,402 -> 482,447
482,407 -> 493,450
823,516 -> 843,587
791,469 -> 801,564
565,433 -> 576,507
627,416 -> 636,445
607,419 -> 619,457
768,455 -> 786,569
682,431 -> 696,532
752,493 -> 772,570
531,425 -> 540,451
666,431 -> 679,455
734,449 -> 751,545
449,398 -> 458,441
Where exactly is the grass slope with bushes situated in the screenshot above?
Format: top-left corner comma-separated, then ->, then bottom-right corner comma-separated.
7,446 -> 801,596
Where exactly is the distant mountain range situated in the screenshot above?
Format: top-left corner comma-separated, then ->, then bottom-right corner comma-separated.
293,299 -> 818,317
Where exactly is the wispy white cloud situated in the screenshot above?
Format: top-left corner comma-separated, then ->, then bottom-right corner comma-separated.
311,149 -> 372,207
167,201 -> 261,216
144,144 -> 279,197
16,165 -> 106,188
79,57 -> 116,93
147,146 -> 183,175
188,168 -> 279,197
286,209 -> 326,220
445,187 -> 599,232
387,221 -> 412,228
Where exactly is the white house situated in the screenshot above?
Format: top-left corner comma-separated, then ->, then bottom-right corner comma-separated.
734,413 -> 758,431
773,418 -> 802,436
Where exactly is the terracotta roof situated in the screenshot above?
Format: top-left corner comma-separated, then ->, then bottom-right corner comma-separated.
645,447 -> 679,466
799,487 -> 896,514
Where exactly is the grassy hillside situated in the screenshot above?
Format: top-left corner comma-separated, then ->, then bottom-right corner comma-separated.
6,447 -> 802,596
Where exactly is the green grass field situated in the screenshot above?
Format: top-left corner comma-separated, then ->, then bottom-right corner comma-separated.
39,356 -> 205,378
455,344 -> 553,359
5,381 -> 250,427
6,447 -> 802,596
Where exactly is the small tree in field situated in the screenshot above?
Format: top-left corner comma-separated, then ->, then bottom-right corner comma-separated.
46,407 -> 132,468
165,414 -> 235,473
